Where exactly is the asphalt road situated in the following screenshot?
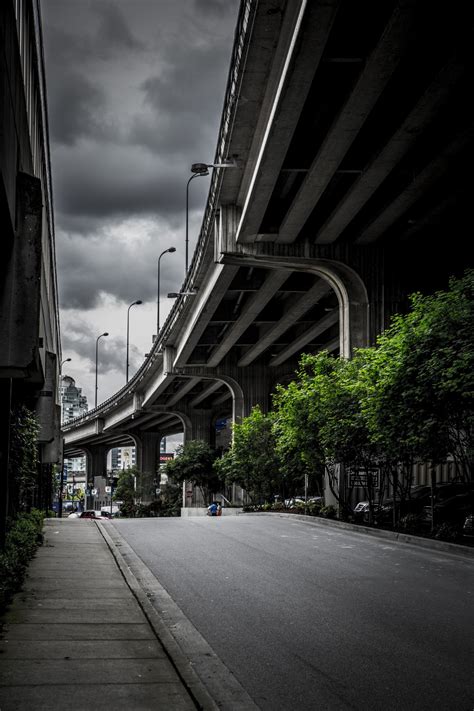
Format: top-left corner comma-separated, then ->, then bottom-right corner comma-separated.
112,515 -> 474,711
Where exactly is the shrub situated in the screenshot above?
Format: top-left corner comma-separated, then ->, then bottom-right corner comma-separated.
319,504 -> 337,519
0,509 -> 44,610
433,522 -> 462,542
398,513 -> 424,534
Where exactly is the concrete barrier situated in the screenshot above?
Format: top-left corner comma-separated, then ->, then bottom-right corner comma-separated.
180,507 -> 242,517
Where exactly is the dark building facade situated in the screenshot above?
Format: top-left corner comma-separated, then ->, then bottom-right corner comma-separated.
0,0 -> 61,541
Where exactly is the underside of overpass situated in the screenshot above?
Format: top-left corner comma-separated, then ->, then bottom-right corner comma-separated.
62,0 -> 473,501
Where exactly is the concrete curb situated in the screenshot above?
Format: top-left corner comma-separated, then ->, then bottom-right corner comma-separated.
97,522 -> 259,711
252,512 -> 474,558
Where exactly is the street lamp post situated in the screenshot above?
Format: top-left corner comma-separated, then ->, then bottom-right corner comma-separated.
94,332 -> 109,408
185,159 -> 237,275
185,169 -> 208,274
157,248 -> 176,335
58,357 -> 71,413
126,300 -> 142,383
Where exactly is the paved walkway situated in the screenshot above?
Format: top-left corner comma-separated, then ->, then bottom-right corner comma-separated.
0,519 -> 201,710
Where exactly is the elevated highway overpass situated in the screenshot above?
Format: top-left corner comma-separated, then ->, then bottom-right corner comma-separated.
62,0 -> 473,504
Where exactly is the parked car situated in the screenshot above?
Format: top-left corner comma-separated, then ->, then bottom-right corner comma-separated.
353,501 -> 383,523
78,510 -> 108,520
423,492 -> 474,524
284,497 -> 323,508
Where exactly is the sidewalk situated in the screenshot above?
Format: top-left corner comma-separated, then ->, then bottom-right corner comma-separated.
0,519 -> 201,711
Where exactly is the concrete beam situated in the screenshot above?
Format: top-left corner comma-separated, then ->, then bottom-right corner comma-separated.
325,337 -> 340,353
316,57 -> 466,244
238,280 -> 331,366
356,125 -> 474,243
166,377 -> 202,407
269,309 -> 338,366
141,364 -> 175,409
174,264 -> 239,367
63,418 -> 103,446
189,381 -> 223,408
278,3 -> 415,243
102,400 -> 136,431
206,270 -> 289,367
212,391 -> 232,407
236,0 -> 338,243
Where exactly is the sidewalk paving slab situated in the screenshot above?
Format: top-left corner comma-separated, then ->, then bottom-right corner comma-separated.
0,519 -> 199,711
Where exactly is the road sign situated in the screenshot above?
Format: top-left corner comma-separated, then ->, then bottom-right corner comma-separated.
349,471 -> 379,488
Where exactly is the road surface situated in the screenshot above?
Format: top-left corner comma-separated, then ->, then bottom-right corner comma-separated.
112,515 -> 474,710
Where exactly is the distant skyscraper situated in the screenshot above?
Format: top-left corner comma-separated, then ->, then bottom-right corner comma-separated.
60,376 -> 88,424
61,376 -> 88,475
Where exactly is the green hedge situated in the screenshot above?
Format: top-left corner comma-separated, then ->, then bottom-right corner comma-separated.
0,509 -> 44,610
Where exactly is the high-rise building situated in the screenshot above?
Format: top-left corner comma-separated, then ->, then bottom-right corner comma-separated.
1,0 -> 61,538
60,376 -> 88,424
61,376 -> 88,476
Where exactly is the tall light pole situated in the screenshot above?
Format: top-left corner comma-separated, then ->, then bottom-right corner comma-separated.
186,168 -> 208,275
126,300 -> 142,383
94,332 -> 109,408
185,159 -> 237,275
157,247 -> 176,336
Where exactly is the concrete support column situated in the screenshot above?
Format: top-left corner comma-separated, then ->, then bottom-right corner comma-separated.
184,410 -> 213,445
238,365 -> 272,417
85,445 -> 107,510
135,432 -> 161,503
182,410 -> 213,510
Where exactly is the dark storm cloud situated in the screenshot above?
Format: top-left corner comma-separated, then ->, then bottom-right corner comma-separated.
61,319 -> 137,374
57,227 -> 184,310
94,3 -> 143,51
51,142 -> 211,227
129,43 -> 229,158
48,72 -> 109,146
193,0 -> 233,16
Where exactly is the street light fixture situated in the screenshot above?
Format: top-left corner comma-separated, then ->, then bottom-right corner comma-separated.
94,333 -> 109,408
185,159 -> 238,275
126,300 -> 143,383
167,290 -> 197,298
157,247 -> 176,335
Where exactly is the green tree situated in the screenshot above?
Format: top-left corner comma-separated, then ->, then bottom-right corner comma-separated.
364,270 -> 474,484
217,406 -> 282,503
164,440 -> 219,505
114,467 -> 137,516
9,406 -> 40,514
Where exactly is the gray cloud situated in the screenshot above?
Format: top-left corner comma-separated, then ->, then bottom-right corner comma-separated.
193,0 -> 233,17
48,72 -> 110,146
61,319 -> 123,372
51,143 -> 211,230
94,3 -> 143,51
41,0 -> 239,393
57,224 -> 185,311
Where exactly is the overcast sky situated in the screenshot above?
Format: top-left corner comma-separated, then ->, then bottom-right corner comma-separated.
41,0 -> 240,423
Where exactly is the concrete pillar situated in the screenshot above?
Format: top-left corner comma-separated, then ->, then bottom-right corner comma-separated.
85,445 -> 107,509
238,364 -> 272,417
135,432 -> 161,503
184,410 -> 213,444
181,410 -> 213,510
